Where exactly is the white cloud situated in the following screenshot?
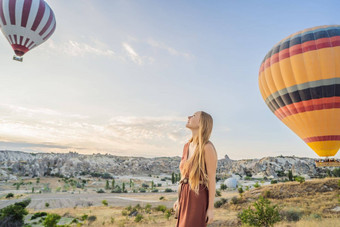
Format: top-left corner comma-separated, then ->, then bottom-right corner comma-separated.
122,42 -> 142,65
147,39 -> 193,59
48,40 -> 116,57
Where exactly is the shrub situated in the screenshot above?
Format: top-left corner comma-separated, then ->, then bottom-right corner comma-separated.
238,187 -> 244,194
214,198 -> 228,208
280,208 -> 304,222
151,189 -> 159,192
164,188 -> 173,192
155,205 -> 167,213
244,176 -> 252,180
81,214 -> 88,221
139,188 -> 146,193
88,215 -> 97,222
45,202 -> 50,208
294,176 -> 305,184
97,189 -> 105,193
43,214 -> 61,227
165,209 -> 172,219
142,183 -> 149,188
159,196 -> 164,200
220,184 -> 227,191
254,182 -> 260,188
238,196 -> 280,227
270,180 -> 277,184
31,212 -> 47,220
157,183 -> 162,187
215,189 -> 222,197
134,213 -> 143,222
5,193 -> 14,199
121,210 -> 128,216
102,200 -> 108,206
230,196 -> 239,205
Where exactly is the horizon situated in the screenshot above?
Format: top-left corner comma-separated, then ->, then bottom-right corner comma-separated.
0,0 -> 339,160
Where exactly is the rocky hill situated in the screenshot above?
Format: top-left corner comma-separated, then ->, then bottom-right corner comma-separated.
0,150 -> 335,180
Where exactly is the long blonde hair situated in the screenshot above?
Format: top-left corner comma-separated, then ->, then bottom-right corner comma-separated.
182,111 -> 213,195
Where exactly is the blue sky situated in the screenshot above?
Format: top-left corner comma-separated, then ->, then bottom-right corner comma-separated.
0,0 -> 339,159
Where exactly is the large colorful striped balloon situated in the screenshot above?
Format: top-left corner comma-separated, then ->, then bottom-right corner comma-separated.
0,0 -> 56,57
259,25 -> 340,157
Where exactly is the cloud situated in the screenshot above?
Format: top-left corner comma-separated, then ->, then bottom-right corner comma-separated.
0,104 -> 190,156
48,40 -> 116,57
147,39 -> 193,59
122,42 -> 154,65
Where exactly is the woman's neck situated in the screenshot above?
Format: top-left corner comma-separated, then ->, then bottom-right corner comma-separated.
191,128 -> 199,141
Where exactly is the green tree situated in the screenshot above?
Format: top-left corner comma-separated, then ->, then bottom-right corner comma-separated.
130,179 -> 132,188
220,183 -> 227,191
106,180 -> 110,190
36,178 -> 40,184
32,187 -> 34,193
171,172 -> 175,184
151,181 -> 154,190
102,200 -> 108,206
43,213 -> 61,227
288,170 -> 293,181
122,182 -> 125,192
238,196 -> 280,227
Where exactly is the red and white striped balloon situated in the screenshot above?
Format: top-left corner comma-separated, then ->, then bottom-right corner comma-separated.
0,0 -> 56,57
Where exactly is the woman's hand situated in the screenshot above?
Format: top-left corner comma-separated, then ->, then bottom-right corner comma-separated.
173,199 -> 179,210
205,208 -> 214,224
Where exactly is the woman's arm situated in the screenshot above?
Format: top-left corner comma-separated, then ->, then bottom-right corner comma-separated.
204,143 -> 218,210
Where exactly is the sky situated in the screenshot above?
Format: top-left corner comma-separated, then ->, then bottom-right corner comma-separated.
0,0 -> 339,160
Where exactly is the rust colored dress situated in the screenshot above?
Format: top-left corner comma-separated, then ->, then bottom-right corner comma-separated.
176,142 -> 209,227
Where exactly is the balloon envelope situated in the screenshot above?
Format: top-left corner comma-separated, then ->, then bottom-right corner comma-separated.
259,25 -> 340,157
0,0 -> 56,57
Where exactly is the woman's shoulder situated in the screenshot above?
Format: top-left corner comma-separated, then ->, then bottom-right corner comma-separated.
204,141 -> 215,150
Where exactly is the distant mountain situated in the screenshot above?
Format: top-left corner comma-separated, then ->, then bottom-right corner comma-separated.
0,150 -> 334,181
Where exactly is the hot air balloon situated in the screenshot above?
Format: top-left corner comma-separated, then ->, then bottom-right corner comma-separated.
259,25 -> 340,167
0,0 -> 56,61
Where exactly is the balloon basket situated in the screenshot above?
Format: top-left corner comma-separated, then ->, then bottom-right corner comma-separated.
315,159 -> 340,167
13,55 -> 23,62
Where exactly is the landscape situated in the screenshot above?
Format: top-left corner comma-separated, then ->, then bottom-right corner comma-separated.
1,150 -> 339,226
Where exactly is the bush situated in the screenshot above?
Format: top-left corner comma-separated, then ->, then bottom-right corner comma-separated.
244,176 -> 252,180
43,214 -> 61,227
238,196 -> 280,227
0,199 -> 31,227
102,200 -> 108,206
165,209 -> 172,219
294,176 -> 305,184
142,183 -> 149,188
159,196 -> 164,200
5,193 -> 14,199
134,213 -> 143,222
88,215 -> 97,222
238,187 -> 244,194
220,183 -> 227,190
139,188 -> 146,193
215,190 -> 221,197
270,180 -> 277,184
262,190 -> 271,198
214,198 -> 228,208
81,214 -> 88,221
151,189 -> 159,192
230,196 -> 239,205
280,208 -> 304,222
97,189 -> 105,193
155,205 -> 167,213
164,188 -> 173,192
254,182 -> 260,188
31,212 -> 47,220
45,203 -> 49,208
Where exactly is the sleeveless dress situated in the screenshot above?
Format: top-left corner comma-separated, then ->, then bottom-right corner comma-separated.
176,142 -> 209,227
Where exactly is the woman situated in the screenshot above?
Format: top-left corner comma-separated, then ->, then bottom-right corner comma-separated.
174,111 -> 218,227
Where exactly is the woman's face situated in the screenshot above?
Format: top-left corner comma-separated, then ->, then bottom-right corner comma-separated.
186,111 -> 201,129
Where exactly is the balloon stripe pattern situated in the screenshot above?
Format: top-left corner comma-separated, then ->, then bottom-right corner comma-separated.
259,25 -> 340,157
0,0 -> 56,56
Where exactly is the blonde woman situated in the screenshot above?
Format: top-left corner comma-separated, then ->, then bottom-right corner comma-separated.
174,111 -> 218,227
